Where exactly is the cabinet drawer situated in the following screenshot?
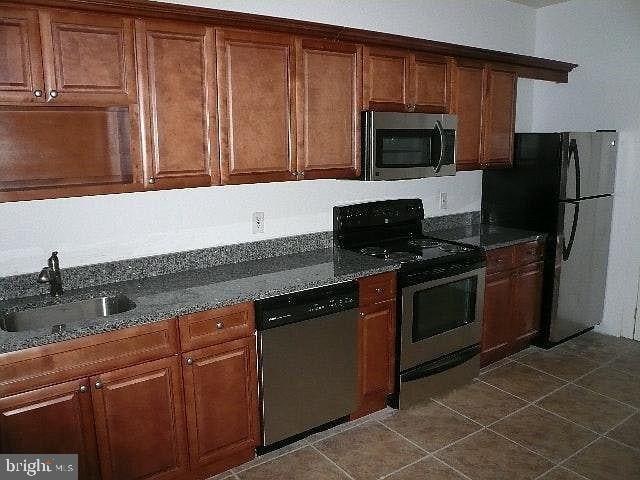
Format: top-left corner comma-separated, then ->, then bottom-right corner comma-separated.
178,302 -> 255,351
515,239 -> 545,266
358,272 -> 397,306
486,247 -> 515,274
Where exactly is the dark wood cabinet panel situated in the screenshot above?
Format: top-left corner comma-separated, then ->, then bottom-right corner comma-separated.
136,19 -> 218,189
412,53 -> 451,113
482,68 -> 516,167
182,336 -> 258,477
352,300 -> 396,419
481,244 -> 544,367
295,38 -> 361,179
512,261 -> 544,345
452,62 -> 485,170
91,356 -> 188,480
0,377 -> 100,479
363,46 -> 410,111
217,28 -> 296,184
39,9 -> 136,104
0,6 -> 44,103
481,271 -> 512,366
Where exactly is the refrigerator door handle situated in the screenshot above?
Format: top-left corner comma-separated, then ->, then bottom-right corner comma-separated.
568,138 -> 582,199
562,201 -> 580,261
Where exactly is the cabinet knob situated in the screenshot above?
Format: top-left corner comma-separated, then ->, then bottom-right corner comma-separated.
375,287 -> 384,294
298,171 -> 305,179
94,381 -> 103,389
148,177 -> 156,184
216,321 -> 224,330
48,89 -> 59,100
79,385 -> 88,393
186,357 -> 194,365
360,312 -> 365,317
33,89 -> 43,98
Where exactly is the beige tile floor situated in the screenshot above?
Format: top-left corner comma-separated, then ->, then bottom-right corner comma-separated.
211,332 -> 640,479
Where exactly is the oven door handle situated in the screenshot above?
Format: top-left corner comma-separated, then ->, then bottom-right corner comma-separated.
401,344 -> 480,383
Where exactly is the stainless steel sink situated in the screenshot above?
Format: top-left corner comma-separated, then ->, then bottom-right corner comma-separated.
0,294 -> 136,333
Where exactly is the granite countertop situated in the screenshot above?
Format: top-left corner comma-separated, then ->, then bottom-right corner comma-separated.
427,223 -> 546,251
0,248 -> 399,354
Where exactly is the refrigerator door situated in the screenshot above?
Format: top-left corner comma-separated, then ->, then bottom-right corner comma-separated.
562,132 -> 618,200
551,195 -> 614,342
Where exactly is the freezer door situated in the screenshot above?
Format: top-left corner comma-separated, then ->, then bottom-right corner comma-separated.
551,196 -> 614,342
563,132 -> 617,200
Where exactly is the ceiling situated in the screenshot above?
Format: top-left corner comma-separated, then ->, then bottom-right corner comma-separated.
506,0 -> 571,8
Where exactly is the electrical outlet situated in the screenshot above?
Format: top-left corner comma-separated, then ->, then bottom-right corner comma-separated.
439,192 -> 448,210
252,212 -> 265,234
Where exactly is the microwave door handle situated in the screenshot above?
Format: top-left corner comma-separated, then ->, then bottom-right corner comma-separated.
434,120 -> 445,173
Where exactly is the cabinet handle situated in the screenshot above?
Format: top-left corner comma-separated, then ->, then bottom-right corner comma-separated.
48,89 -> 59,100
497,258 -> 504,263
148,177 -> 156,184
79,385 -> 88,393
33,89 -> 43,98
360,312 -> 365,317
216,321 -> 224,329
186,357 -> 194,365
94,381 -> 103,389
375,287 -> 384,294
298,171 -> 305,179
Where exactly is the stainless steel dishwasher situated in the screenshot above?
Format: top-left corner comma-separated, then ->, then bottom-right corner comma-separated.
256,282 -> 359,449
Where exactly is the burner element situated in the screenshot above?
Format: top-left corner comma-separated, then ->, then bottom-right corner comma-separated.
439,244 -> 471,253
382,252 -> 423,263
359,246 -> 389,256
408,239 -> 442,249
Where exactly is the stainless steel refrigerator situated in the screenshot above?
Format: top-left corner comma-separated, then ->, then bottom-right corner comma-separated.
482,131 -> 618,345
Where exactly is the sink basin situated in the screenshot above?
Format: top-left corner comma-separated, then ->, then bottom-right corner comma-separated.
0,294 -> 136,333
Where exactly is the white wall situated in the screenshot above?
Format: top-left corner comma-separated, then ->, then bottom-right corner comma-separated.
0,0 -> 537,277
531,0 -> 640,338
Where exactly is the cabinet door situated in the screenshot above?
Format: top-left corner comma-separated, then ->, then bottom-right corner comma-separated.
91,356 -> 188,480
452,62 -> 485,171
136,19 -> 218,189
481,271 -> 513,367
0,6 -> 45,103
512,262 -> 544,345
182,337 -> 258,477
0,378 -> 100,479
295,38 -> 361,179
363,46 -> 410,111
352,300 -> 396,419
411,53 -> 451,113
482,68 -> 517,167
39,9 -> 136,104
217,28 -> 296,184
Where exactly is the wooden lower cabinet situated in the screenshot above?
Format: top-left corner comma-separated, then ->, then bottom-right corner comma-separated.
481,243 -> 545,366
352,299 -> 396,419
91,356 -> 188,480
182,336 -> 258,478
0,377 -> 100,479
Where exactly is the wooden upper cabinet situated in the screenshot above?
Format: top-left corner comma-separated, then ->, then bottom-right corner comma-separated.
295,38 -> 361,179
217,28 -> 296,184
0,6 -> 44,103
91,356 -> 188,480
363,46 -> 410,111
452,61 -> 485,170
0,377 -> 100,479
136,19 -> 218,189
482,68 -> 517,167
412,53 -> 451,113
38,9 -> 136,104
182,337 -> 258,476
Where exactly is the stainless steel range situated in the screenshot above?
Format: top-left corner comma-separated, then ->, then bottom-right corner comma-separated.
334,199 -> 485,408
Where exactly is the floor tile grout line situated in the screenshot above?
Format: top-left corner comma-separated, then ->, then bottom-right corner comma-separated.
429,397 -> 487,428
428,454 -> 475,480
430,428 -> 488,455
601,434 -> 640,454
308,444 -> 356,480
486,427 -> 561,466
231,440 -> 310,474
376,454 -> 432,480
375,419 -> 431,454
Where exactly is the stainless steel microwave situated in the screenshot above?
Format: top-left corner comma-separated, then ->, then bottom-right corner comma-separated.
361,111 -> 457,180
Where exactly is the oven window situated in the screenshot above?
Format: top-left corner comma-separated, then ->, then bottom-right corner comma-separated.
376,129 -> 432,168
412,277 -> 477,342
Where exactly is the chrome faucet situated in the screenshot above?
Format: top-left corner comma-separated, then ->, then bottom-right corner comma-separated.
37,251 -> 64,296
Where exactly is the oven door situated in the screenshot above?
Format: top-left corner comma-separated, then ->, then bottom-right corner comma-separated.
400,268 -> 485,371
